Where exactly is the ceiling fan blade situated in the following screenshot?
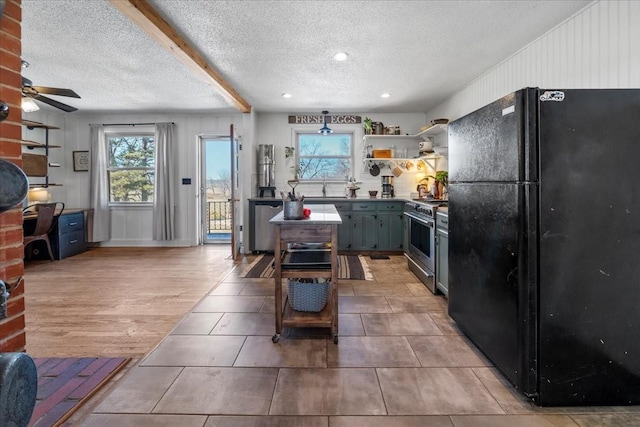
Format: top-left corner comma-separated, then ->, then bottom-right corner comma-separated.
31,86 -> 80,98
34,94 -> 78,112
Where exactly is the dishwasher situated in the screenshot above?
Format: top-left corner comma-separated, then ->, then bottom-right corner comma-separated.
253,202 -> 283,252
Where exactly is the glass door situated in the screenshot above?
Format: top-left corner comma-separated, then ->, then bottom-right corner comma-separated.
201,136 -> 232,245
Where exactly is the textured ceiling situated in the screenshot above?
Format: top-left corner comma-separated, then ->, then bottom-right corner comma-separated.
20,0 -> 592,114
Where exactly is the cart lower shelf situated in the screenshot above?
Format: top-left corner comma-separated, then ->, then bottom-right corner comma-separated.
272,295 -> 338,344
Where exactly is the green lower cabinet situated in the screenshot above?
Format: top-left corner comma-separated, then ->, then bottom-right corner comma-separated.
305,200 -> 406,251
378,212 -> 404,250
352,212 -> 378,250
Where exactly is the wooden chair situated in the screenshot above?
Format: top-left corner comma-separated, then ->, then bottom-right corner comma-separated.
23,202 -> 64,261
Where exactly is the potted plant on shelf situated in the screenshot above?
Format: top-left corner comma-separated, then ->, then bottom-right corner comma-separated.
363,117 -> 373,135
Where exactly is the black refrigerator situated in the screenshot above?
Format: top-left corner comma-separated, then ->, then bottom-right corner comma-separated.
447,88 -> 640,406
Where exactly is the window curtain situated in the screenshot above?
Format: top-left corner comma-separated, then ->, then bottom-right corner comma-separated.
153,122 -> 176,240
89,124 -> 111,242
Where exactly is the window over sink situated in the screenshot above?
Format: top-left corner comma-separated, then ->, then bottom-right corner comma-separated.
295,132 -> 353,181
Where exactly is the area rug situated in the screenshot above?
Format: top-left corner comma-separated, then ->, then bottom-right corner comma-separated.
30,357 -> 130,427
242,254 -> 373,280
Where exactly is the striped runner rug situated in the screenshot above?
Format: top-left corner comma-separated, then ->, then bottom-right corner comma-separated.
30,357 -> 129,427
241,254 -> 372,280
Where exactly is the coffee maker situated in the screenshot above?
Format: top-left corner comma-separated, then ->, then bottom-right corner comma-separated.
381,175 -> 394,198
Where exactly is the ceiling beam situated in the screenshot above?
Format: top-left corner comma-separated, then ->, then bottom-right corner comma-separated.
108,0 -> 251,113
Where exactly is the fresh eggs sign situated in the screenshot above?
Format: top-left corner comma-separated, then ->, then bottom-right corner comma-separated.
288,115 -> 361,124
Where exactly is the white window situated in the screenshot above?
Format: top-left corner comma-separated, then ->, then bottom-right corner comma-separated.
295,132 -> 353,180
107,133 -> 155,203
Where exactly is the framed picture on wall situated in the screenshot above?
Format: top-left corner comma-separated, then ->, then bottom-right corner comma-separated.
72,151 -> 90,172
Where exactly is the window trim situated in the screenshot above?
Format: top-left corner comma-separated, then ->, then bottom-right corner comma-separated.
105,130 -> 155,206
293,129 -> 356,182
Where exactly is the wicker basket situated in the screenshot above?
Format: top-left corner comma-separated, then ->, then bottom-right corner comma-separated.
287,278 -> 330,312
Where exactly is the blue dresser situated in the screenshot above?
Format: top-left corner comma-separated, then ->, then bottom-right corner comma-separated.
52,211 -> 86,260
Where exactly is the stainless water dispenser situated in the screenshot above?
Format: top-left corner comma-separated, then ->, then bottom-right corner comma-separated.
257,144 -> 275,197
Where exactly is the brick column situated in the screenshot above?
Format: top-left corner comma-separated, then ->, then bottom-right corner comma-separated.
0,0 -> 27,352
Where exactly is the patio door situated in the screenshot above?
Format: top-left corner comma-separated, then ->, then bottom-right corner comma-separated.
201,135 -> 232,245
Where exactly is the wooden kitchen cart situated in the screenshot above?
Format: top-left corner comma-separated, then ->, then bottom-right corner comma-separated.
269,204 -> 342,344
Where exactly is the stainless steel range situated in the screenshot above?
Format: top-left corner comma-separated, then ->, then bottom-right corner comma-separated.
404,200 -> 444,293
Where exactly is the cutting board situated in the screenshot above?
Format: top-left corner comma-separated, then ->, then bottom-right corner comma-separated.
22,153 -> 48,177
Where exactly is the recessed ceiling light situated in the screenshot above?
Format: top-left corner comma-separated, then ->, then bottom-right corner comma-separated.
333,52 -> 349,61
381,93 -> 391,98
282,93 -> 292,98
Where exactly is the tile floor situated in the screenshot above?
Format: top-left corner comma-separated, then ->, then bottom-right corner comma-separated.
77,255 -> 640,426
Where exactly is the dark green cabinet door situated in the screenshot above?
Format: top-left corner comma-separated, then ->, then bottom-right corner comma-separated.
352,212 -> 378,250
378,212 -> 404,250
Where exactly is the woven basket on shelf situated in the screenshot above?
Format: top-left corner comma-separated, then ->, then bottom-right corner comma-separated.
287,278 -> 330,312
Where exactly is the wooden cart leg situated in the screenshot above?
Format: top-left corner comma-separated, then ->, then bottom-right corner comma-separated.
331,280 -> 338,344
274,224 -> 283,342
275,277 -> 283,336
331,224 -> 339,344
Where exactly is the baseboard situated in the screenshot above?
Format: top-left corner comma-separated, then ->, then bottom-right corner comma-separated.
92,239 -> 192,247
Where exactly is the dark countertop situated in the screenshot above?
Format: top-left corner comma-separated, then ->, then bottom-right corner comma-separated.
250,196 -> 419,203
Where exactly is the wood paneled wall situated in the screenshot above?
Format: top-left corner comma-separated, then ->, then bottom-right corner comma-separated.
427,0 -> 640,123
0,0 -> 27,352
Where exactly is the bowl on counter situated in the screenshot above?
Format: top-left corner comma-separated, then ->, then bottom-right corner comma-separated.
368,190 -> 378,198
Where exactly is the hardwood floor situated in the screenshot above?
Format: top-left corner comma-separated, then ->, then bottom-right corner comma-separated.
23,246 -> 239,358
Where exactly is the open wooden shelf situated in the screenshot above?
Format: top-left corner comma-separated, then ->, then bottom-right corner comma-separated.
22,120 -> 61,188
21,139 -> 61,149
363,123 -> 447,141
22,120 -> 60,130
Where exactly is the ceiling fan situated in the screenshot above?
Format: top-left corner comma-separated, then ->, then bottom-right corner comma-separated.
21,77 -> 81,113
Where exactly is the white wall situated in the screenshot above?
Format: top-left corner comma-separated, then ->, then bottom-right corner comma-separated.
24,110 -> 245,247
426,0 -> 640,123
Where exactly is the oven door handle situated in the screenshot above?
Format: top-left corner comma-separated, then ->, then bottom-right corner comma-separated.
403,212 -> 435,228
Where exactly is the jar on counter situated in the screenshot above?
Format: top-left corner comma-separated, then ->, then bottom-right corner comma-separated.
417,184 -> 428,199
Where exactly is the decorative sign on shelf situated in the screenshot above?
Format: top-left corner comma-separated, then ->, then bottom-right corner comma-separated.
288,115 -> 361,125
72,151 -> 90,172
